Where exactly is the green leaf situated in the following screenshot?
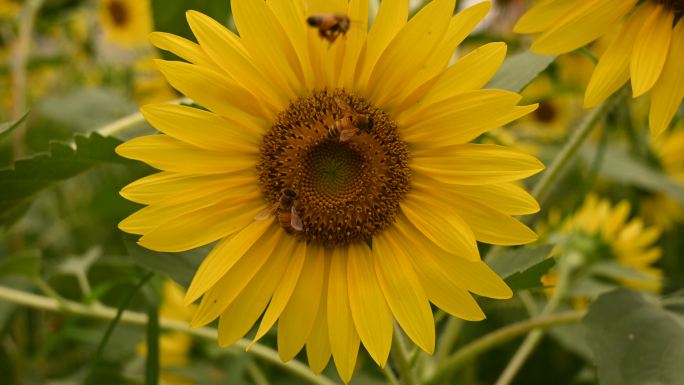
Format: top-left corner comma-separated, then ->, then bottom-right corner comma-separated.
589,261 -> 660,286
151,0 -> 231,51
123,236 -> 205,288
0,111 -> 29,143
584,289 -> 684,385
581,144 -> 684,205
0,132 -> 131,227
487,245 -> 555,290
0,252 -> 42,279
486,51 -> 556,93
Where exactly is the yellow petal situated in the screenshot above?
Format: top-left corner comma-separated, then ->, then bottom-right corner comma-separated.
411,144 -> 545,185
355,0 -> 408,90
631,5 -> 674,97
395,216 -> 512,299
340,0 -> 369,89
347,242 -> 392,367
441,181 -> 540,216
306,266 -> 332,374
278,244 -> 326,361
401,192 -> 480,261
116,135 -> 256,174
183,220 -> 274,305
531,0 -> 636,55
250,240 -> 307,346
231,0 -> 305,96
155,60 -> 269,124
268,0 -> 314,89
373,230 -> 435,354
185,11 -> 286,112
584,4 -> 653,107
367,0 -> 455,107
400,90 -> 536,145
217,235 -> 294,346
120,171 -> 255,206
119,183 -> 259,235
141,104 -> 261,152
514,0 -> 583,34
649,19 -> 684,135
327,248 -> 360,384
136,197 -> 264,252
148,31 -> 217,69
411,181 -> 538,245
405,242 -> 485,321
393,2 -> 492,110
400,42 -> 507,112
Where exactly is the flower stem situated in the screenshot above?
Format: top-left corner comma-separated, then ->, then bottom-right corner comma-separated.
423,310 -> 584,385
0,285 -> 336,385
96,97 -> 190,138
531,97 -> 616,208
493,254 -> 575,385
392,326 -> 421,385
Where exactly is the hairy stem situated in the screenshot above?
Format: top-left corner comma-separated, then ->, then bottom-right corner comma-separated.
0,285 -> 336,385
392,326 -> 421,385
424,310 -> 584,385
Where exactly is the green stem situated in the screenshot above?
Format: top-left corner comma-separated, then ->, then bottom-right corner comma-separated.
87,272 -> 154,385
0,285 -> 336,385
434,318 -> 462,365
493,255 -> 574,385
392,327 -> 421,385
246,361 -> 271,385
381,365 -> 401,385
96,97 -> 190,138
424,310 -> 584,385
531,98 -> 614,208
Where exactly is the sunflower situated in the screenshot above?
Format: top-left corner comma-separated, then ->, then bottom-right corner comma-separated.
641,122 -> 684,230
541,194 -> 663,294
116,0 -> 543,381
99,0 -> 152,46
515,0 -> 684,136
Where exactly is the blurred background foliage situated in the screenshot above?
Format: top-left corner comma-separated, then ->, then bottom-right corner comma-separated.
0,0 -> 683,385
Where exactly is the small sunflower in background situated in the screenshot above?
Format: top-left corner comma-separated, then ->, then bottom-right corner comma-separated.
515,0 -> 684,136
138,280 -> 196,385
99,0 -> 152,46
0,0 -> 19,19
116,0 -> 544,381
541,194 -> 663,299
641,122 -> 684,230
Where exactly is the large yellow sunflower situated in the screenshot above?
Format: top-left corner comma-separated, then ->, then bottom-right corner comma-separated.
99,0 -> 152,46
515,0 -> 684,136
116,0 -> 543,382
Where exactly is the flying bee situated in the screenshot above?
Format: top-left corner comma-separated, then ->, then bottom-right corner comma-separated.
306,13 -> 351,45
254,188 -> 303,233
329,98 -> 373,142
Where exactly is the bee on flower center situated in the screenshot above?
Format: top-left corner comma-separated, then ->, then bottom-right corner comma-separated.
329,97 -> 374,142
255,188 -> 304,234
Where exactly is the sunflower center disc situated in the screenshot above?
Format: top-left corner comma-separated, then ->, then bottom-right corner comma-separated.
108,0 -> 129,26
257,89 -> 411,245
656,0 -> 684,13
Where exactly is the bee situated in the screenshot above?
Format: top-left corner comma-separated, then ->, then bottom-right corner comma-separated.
329,98 -> 373,142
306,13 -> 351,45
255,188 -> 303,233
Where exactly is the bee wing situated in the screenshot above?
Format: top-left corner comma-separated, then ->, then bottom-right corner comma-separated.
339,128 -> 356,142
254,203 -> 278,220
290,206 -> 304,231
